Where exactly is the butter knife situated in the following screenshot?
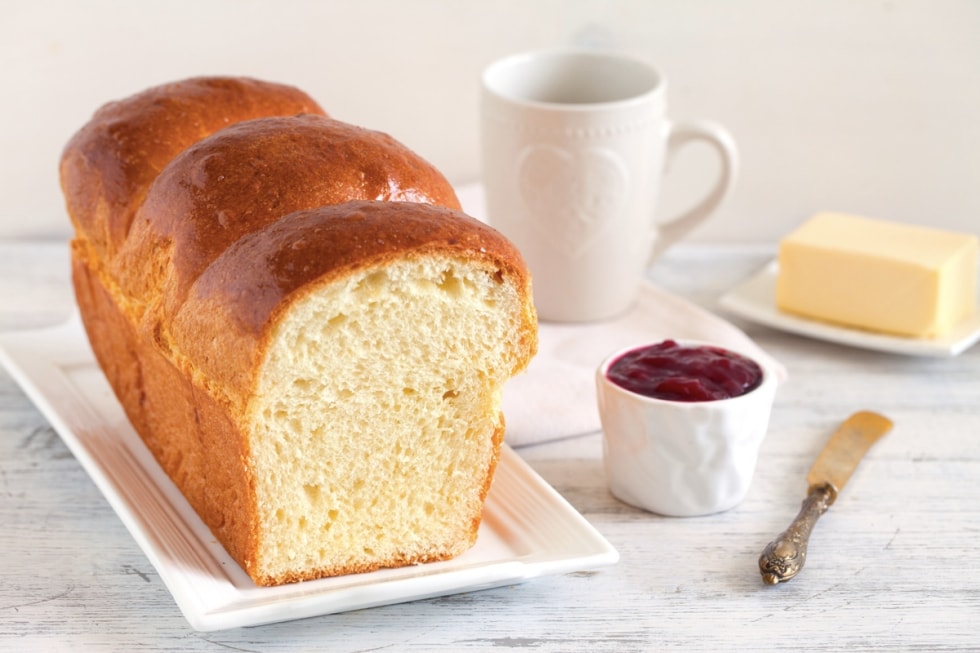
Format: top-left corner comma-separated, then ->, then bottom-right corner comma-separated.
759,410 -> 893,584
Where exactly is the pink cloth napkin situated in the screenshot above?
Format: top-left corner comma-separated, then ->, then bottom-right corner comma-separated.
456,183 -> 786,447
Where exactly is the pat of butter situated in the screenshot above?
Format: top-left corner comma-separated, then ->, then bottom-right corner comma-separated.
776,212 -> 978,338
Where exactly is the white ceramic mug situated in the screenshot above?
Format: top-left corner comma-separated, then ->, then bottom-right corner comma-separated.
481,49 -> 738,322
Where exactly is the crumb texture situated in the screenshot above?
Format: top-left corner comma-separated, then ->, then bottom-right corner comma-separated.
250,256 -> 524,582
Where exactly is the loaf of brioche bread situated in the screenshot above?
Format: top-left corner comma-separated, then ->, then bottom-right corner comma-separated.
60,77 -> 537,586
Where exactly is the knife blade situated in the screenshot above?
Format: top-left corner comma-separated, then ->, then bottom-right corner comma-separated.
758,411 -> 893,585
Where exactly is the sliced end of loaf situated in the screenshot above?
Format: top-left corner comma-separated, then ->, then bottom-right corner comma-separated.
246,255 -> 529,584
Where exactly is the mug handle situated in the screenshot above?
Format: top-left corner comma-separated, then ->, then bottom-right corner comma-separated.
649,120 -> 739,263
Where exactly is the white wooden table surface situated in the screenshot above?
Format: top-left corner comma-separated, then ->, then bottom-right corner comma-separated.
2,241 -> 978,652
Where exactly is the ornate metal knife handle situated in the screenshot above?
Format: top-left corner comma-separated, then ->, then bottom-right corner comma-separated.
758,482 -> 837,584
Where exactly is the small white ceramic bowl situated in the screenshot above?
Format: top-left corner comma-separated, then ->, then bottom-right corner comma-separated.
596,340 -> 777,517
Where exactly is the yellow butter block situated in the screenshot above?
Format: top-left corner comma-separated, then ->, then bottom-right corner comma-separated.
776,212 -> 978,338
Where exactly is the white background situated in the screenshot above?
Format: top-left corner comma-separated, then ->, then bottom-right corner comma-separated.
3,0 -> 978,242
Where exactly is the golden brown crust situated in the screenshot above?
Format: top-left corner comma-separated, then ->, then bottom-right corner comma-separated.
71,248 -> 259,568
60,77 -> 325,262
113,114 -> 462,320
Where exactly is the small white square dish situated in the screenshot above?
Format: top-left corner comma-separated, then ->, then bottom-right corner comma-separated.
0,316 -> 618,631
720,261 -> 980,357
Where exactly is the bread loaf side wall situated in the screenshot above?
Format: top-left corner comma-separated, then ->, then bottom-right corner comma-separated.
71,244 -> 262,571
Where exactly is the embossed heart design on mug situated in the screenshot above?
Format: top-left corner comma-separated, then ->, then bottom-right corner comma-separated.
518,144 -> 628,258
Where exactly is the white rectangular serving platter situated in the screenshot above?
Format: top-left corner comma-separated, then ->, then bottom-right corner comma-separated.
0,316 -> 618,631
720,261 -> 980,358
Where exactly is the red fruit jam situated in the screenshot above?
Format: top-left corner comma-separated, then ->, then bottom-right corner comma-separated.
606,340 -> 763,402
